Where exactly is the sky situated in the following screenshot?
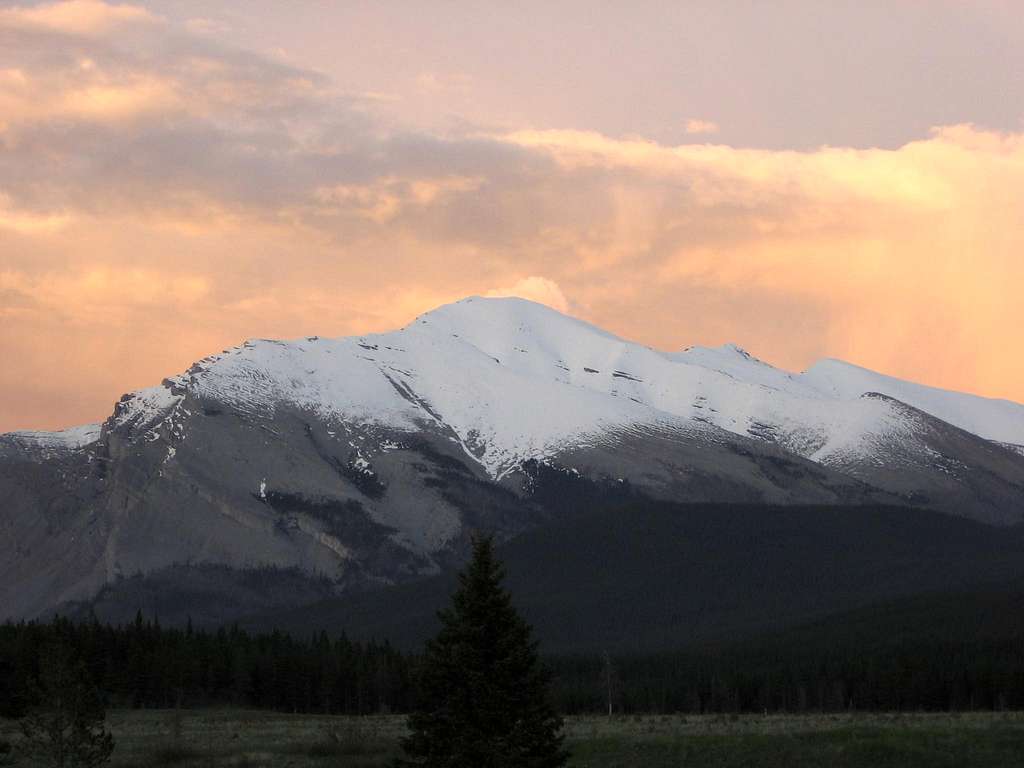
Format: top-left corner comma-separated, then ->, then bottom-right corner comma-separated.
1,0 -> 1023,432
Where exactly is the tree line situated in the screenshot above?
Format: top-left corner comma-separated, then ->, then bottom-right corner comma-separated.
549,637 -> 1024,714
4,614 -> 1024,718
0,614 -> 416,718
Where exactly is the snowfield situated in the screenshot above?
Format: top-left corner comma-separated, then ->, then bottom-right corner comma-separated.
6,297 -> 1023,477
3,423 -> 102,453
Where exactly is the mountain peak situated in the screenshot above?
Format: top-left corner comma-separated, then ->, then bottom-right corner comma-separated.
408,295 -> 631,368
413,295 -> 621,340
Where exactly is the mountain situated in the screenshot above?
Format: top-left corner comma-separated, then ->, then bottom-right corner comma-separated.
2,296 -> 1024,622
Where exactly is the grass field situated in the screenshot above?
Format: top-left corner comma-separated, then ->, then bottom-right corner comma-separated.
4,710 -> 1024,767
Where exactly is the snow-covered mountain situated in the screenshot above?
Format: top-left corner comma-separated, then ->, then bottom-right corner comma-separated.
49,296 -> 1024,475
3,296 -> 1023,621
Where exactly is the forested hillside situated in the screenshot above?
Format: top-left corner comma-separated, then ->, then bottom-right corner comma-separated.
239,501 -> 1024,652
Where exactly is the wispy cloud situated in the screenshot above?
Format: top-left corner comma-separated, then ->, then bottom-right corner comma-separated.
685,118 -> 719,135
0,0 -> 156,35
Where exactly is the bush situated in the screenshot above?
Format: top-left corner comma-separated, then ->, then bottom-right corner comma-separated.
17,643 -> 115,768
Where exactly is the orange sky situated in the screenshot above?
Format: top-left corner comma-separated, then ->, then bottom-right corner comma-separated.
1,1 -> 1023,432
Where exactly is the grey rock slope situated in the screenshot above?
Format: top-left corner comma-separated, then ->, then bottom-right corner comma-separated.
2,297 -> 1023,621
0,390 -> 881,621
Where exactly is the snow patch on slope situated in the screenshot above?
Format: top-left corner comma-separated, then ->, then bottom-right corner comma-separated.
674,343 -> 815,395
111,385 -> 182,429
2,423 -> 102,453
801,359 -> 1024,447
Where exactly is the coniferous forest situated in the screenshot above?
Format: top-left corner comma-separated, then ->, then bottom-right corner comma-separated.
0,616 -> 416,718
4,613 -> 1024,718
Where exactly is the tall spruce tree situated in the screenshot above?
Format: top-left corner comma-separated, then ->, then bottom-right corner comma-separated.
397,536 -> 567,768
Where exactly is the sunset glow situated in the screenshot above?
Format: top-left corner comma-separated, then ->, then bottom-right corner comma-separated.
1,0 -> 1022,432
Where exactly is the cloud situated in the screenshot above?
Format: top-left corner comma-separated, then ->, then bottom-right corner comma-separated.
0,0 -> 156,36
313,176 -> 483,223
0,67 -> 182,125
0,1 -> 331,135
0,193 -> 74,233
685,118 -> 719,135
485,277 -> 569,313
415,71 -> 472,94
0,2 -> 1022,431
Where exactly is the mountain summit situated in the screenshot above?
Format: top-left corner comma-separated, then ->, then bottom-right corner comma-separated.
3,296 -> 1024,621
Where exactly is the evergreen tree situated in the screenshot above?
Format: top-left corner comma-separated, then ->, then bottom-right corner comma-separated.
18,643 -> 114,768
397,536 -> 567,768
0,655 -> 25,719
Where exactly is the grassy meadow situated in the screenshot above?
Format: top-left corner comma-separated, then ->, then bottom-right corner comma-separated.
4,710 -> 1024,767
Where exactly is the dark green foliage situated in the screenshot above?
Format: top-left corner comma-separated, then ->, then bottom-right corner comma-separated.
63,563 -> 339,629
0,656 -> 26,719
6,582 -> 1024,719
0,616 -> 415,715
398,537 -> 567,767
18,643 -> 114,767
547,583 -> 1024,714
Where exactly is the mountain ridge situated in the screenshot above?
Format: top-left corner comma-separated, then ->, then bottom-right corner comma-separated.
2,296 -> 1023,622
9,296 -> 1023,457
